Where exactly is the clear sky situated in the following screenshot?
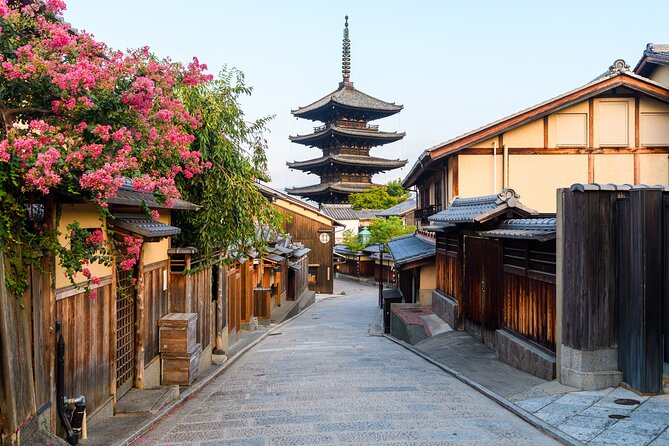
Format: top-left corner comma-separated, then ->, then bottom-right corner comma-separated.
63,1 -> 668,192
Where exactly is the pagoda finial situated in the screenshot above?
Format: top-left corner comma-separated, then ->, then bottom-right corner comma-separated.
342,15 -> 351,82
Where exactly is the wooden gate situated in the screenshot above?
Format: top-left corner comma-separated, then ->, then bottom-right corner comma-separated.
463,237 -> 502,347
664,195 -> 669,378
115,267 -> 136,397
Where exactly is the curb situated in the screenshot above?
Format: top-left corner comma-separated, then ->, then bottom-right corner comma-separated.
383,334 -> 584,446
119,298 -> 323,446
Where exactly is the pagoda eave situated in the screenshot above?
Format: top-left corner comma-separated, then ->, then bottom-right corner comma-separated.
289,126 -> 405,148
292,102 -> 402,123
285,182 -> 380,203
287,155 -> 407,174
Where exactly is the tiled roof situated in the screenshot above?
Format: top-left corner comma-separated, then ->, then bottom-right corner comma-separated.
107,183 -> 199,211
334,244 -> 364,256
376,199 -> 416,217
110,213 -> 181,238
290,124 -> 405,149
478,218 -> 556,242
321,204 -> 359,220
634,43 -> 669,76
292,82 -> 402,121
387,234 -> 436,266
291,247 -> 311,258
287,154 -> 407,172
286,182 -> 380,196
355,209 -> 383,219
428,189 -> 535,224
570,183 -> 669,192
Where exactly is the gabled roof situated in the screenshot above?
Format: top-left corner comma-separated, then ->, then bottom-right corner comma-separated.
634,43 -> 669,78
478,218 -> 556,242
320,204 -> 382,221
287,154 -> 407,173
428,189 -> 536,224
110,213 -> 181,238
376,199 -> 416,218
256,181 -> 345,227
292,82 -> 403,122
290,124 -> 405,148
403,64 -> 669,187
387,233 -> 436,266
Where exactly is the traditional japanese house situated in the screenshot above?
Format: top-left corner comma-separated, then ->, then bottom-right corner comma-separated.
426,189 -> 558,380
404,55 -> 669,217
286,16 -> 406,204
333,244 -> 375,280
0,184 -> 205,443
257,183 -> 343,293
386,232 -> 436,305
321,204 -> 382,243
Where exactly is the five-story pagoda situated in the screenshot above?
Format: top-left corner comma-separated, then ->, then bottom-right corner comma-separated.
286,16 -> 407,205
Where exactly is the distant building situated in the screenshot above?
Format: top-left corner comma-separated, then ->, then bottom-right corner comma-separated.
287,16 -> 406,204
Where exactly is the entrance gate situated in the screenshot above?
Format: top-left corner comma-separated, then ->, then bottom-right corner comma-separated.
115,267 -> 136,397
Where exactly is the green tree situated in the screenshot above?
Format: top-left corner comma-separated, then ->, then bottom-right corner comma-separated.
173,67 -> 282,262
386,179 -> 409,197
342,229 -> 365,252
348,184 -> 410,210
369,216 -> 415,247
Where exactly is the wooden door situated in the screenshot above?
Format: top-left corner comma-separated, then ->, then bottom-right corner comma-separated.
115,267 -> 136,397
463,237 -> 502,347
664,195 -> 669,378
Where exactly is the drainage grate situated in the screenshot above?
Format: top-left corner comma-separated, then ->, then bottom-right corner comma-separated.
614,398 -> 641,406
609,414 -> 629,419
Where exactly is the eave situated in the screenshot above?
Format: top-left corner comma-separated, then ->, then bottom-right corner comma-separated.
289,125 -> 405,148
287,155 -> 407,173
403,71 -> 669,188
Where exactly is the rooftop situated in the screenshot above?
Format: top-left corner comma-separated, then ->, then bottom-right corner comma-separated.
287,154 -> 407,172
478,218 -> 557,242
376,199 -> 416,218
110,213 -> 181,239
428,189 -> 536,225
387,233 -> 436,266
289,124 -> 405,148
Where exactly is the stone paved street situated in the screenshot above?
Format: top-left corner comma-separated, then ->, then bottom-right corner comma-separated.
137,280 -> 560,445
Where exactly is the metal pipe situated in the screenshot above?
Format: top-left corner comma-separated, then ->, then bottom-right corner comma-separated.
56,321 -> 77,445
493,141 -> 498,193
378,242 -> 384,308
503,144 -> 509,187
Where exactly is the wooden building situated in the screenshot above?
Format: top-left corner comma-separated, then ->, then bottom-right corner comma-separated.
286,16 -> 406,204
321,204 -> 382,243
427,190 -> 558,380
404,56 -> 669,217
375,199 -> 417,227
257,183 -> 342,294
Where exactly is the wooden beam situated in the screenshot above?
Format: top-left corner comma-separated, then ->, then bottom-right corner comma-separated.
588,99 -> 594,149
634,154 -> 641,185
459,147 -> 669,155
588,153 -> 595,183
109,260 -> 117,409
543,116 -> 549,148
134,247 -> 145,389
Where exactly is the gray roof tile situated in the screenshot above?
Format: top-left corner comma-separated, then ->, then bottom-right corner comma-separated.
478,218 -> 556,242
110,213 -> 181,238
387,234 -> 435,266
292,82 -> 402,119
428,189 -> 535,224
376,199 -> 416,217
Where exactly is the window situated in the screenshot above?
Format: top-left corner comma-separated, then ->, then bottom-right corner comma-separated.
556,113 -> 587,146
599,101 -> 629,147
640,113 -> 669,146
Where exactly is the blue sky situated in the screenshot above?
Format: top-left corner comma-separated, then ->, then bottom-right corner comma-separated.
63,1 -> 669,191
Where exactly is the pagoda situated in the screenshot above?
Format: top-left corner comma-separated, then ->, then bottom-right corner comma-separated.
286,16 -> 407,205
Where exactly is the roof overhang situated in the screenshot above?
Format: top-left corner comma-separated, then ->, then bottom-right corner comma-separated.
403,72 -> 669,187
110,213 -> 181,240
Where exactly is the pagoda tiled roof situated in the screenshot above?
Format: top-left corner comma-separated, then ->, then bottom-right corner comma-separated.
292,82 -> 403,122
287,154 -> 407,172
290,124 -> 405,148
285,182 -> 379,197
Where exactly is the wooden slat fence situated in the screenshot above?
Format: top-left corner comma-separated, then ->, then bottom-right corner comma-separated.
143,261 -> 169,364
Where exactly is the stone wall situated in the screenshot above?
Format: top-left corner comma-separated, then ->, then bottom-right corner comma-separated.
431,290 -> 458,330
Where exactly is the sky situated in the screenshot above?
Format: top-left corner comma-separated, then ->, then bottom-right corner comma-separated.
63,1 -> 669,192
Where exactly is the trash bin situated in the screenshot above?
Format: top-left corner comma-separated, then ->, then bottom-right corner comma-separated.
382,289 -> 403,333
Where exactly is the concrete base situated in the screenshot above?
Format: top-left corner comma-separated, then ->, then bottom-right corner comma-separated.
495,329 -> 556,380
199,343 -> 213,374
431,290 -> 459,329
115,385 -> 179,414
559,344 -> 623,390
144,355 -> 161,388
390,304 -> 431,345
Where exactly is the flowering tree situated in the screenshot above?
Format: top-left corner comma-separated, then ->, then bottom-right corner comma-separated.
0,0 -> 212,295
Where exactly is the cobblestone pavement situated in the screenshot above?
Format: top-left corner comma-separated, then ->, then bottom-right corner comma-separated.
138,281 -> 560,445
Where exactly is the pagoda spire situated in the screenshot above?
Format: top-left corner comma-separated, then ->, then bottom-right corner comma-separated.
342,15 -> 351,82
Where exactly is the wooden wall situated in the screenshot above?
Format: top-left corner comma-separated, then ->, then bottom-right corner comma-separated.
143,261 -> 169,364
227,263 -> 242,334
436,232 -> 461,301
277,206 -> 334,293
56,282 -> 113,416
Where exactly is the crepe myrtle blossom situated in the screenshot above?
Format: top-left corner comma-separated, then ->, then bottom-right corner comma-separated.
0,0 -> 213,293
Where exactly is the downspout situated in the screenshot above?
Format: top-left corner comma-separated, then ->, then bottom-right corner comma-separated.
503,144 -> 509,188
493,141 -> 498,193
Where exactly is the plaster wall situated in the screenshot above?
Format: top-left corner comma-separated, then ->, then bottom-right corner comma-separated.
508,154 -> 588,212
503,119 -> 543,147
593,154 -> 634,184
470,137 -> 498,149
593,98 -> 635,148
650,65 -> 669,88
639,154 -> 669,184
418,263 -> 436,307
547,102 -> 589,148
56,203 -> 112,289
143,213 -> 171,265
458,154 -> 503,198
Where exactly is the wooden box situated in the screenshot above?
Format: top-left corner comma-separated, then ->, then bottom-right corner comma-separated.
158,313 -> 198,353
161,343 -> 201,386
